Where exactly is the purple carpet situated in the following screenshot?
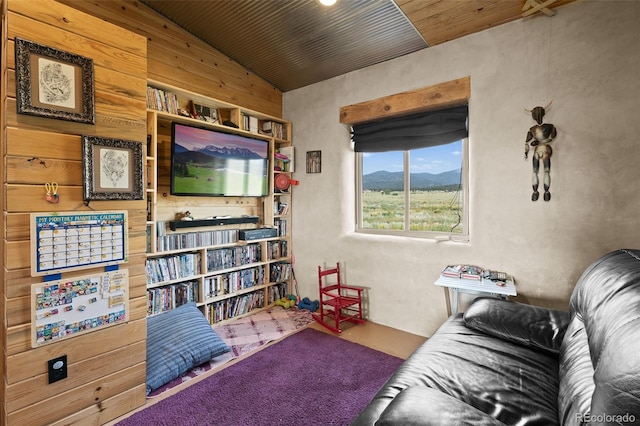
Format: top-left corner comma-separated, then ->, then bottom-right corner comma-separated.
116,328 -> 403,426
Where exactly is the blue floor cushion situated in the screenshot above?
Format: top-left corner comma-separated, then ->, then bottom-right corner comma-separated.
146,302 -> 230,395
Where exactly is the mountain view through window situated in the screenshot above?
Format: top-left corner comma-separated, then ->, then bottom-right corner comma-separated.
359,140 -> 464,234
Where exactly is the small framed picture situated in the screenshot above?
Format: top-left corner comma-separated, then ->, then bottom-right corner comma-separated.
14,38 -> 95,124
82,136 -> 144,201
306,150 -> 321,173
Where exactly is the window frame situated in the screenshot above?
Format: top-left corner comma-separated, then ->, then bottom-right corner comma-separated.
355,137 -> 469,241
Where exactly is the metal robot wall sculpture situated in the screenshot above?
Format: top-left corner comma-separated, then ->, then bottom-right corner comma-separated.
524,101 -> 557,201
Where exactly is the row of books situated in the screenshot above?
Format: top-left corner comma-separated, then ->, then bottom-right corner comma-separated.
146,253 -> 200,285
147,86 -> 179,115
262,121 -> 287,140
156,228 -> 238,252
275,201 -> 289,215
267,240 -> 288,260
241,113 -> 259,133
274,218 -> 287,237
202,266 -> 265,299
206,244 -> 262,272
269,262 -> 291,283
147,280 -> 198,315
208,291 -> 265,324
268,283 -> 288,303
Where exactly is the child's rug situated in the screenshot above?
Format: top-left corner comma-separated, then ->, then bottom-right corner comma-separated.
147,306 -> 314,397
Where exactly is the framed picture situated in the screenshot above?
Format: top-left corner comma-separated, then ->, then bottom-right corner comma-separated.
15,37 -> 95,124
306,150 -> 321,173
82,136 -> 144,201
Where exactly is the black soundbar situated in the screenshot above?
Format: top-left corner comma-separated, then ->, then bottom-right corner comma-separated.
168,215 -> 259,231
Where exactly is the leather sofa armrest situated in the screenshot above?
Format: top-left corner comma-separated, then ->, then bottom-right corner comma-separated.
463,297 -> 570,356
374,386 -> 506,426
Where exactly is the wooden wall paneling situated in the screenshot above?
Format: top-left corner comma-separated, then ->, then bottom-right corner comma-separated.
6,156 -> 82,184
5,17 -> 146,81
6,341 -> 146,412
1,2 -> 10,422
6,324 -> 31,356
10,0 -> 145,57
6,318 -> 145,378
6,295 -> 29,327
56,0 -> 284,117
5,185 -> 141,212
4,0 -> 148,423
5,268 -> 32,299
7,363 -> 146,425
7,128 -> 82,159
48,384 -> 147,426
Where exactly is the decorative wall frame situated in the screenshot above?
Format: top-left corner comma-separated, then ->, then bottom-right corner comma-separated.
82,136 -> 144,201
15,37 -> 95,124
306,150 -> 321,173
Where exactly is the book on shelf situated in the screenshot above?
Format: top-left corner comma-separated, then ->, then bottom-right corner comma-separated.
262,121 -> 287,140
274,218 -> 287,236
206,244 -> 262,272
269,262 -> 291,282
241,113 -> 259,133
147,86 -> 179,115
278,147 -> 294,172
269,282 -> 288,303
209,290 -> 265,323
267,240 -> 288,260
275,202 -> 289,215
147,280 -> 199,316
155,228 -> 238,252
145,252 -> 200,285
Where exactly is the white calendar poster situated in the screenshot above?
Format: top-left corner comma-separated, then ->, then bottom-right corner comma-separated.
30,211 -> 128,277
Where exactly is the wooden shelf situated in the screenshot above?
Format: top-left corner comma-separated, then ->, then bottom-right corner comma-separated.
145,80 -> 293,324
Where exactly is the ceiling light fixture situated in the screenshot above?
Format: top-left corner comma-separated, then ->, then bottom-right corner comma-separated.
319,0 -> 337,6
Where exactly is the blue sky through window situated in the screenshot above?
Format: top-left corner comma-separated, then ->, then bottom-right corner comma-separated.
362,140 -> 462,175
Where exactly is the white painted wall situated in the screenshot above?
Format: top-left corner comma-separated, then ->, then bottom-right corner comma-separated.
284,1 -> 640,337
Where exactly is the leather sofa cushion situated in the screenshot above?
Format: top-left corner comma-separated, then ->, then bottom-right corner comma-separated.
564,249 -> 640,422
353,316 -> 561,425
464,297 -> 570,356
376,386 -> 506,426
558,317 -> 595,425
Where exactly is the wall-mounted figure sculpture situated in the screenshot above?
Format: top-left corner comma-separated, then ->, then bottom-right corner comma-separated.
524,101 -> 557,201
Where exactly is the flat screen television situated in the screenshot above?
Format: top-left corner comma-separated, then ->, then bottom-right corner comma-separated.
170,122 -> 269,197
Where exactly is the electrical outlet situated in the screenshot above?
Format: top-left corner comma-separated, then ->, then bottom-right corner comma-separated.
48,355 -> 67,384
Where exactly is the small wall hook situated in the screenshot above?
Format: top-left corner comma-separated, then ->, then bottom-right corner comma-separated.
45,182 -> 59,204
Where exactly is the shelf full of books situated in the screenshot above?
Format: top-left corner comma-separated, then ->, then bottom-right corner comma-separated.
147,280 -> 199,316
202,266 -> 265,301
207,290 -> 265,324
145,79 -> 293,326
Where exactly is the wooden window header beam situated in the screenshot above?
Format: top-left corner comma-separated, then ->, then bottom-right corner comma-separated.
340,76 -> 470,125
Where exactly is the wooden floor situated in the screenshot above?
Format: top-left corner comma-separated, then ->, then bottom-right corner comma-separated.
104,319 -> 426,425
309,319 -> 426,359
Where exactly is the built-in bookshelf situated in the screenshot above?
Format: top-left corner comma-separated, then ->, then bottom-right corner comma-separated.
145,80 -> 293,324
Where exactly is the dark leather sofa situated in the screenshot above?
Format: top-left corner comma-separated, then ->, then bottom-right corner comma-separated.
352,249 -> 640,425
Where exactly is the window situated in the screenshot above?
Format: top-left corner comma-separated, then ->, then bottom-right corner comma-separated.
353,106 -> 468,239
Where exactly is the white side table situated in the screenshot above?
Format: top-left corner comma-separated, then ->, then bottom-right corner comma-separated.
435,275 -> 517,316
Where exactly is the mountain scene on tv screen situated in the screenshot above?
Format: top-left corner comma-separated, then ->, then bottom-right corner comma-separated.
173,143 -> 267,196
363,169 -> 461,191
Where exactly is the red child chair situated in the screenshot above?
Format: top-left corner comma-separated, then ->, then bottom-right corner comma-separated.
312,262 -> 365,333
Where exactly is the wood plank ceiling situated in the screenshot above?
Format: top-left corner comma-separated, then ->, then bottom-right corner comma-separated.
140,0 -> 576,92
